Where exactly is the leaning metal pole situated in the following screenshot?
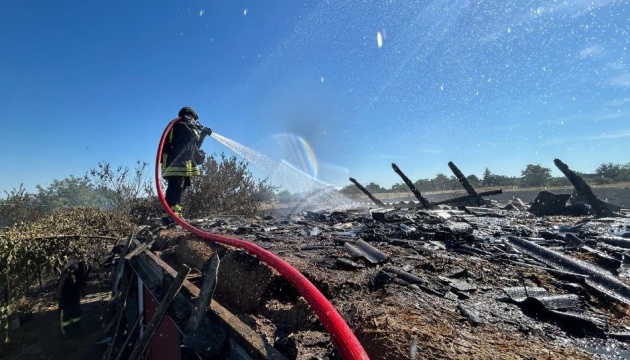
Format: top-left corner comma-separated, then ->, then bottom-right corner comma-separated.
349,177 -> 386,207
391,163 -> 431,207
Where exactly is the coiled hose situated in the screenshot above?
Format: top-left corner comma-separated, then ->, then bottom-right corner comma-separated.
156,118 -> 369,360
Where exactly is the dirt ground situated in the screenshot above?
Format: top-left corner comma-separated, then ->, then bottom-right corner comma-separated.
0,283 -> 111,360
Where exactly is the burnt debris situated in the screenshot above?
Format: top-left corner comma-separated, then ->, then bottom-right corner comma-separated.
554,158 -> 620,217
391,163 -> 431,207
182,196 -> 630,356
350,159 -> 623,218
142,158 -> 629,359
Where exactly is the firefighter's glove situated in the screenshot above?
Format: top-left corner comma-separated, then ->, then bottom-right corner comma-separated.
201,127 -> 213,136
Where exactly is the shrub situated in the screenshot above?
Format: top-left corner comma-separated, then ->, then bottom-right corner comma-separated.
184,153 -> 277,217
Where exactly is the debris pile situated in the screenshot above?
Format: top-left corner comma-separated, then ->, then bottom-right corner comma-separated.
154,191 -> 630,358
105,157 -> 628,359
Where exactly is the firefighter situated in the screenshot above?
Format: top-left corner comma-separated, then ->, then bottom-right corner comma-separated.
57,260 -> 89,336
161,106 -> 212,226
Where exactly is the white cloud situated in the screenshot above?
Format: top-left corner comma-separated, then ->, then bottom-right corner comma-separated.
580,44 -> 605,59
547,129 -> 630,144
583,131 -> 630,140
377,148 -> 443,159
533,0 -> 617,19
605,98 -> 630,107
610,73 -> 630,88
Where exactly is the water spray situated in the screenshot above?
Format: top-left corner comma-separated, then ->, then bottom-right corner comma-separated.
211,132 -> 358,212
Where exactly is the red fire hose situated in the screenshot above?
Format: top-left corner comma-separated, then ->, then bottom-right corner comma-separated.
155,118 -> 369,360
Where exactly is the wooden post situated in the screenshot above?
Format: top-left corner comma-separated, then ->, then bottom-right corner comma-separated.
105,276 -> 135,360
128,265 -> 191,360
448,161 -> 484,206
349,178 -> 386,207
111,235 -> 134,296
114,312 -> 144,360
554,159 -> 615,217
391,163 -> 431,207
185,254 -> 220,333
124,240 -> 155,260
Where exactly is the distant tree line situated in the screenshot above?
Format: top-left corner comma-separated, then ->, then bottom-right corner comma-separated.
338,162 -> 630,196
0,154 -> 276,227
3,160 -> 628,216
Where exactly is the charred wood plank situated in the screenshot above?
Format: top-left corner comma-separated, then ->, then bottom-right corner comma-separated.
114,312 -> 144,360
349,177 -> 386,207
431,189 -> 503,206
111,235 -> 134,296
553,159 -> 615,217
447,161 -> 484,206
391,163 -> 431,207
185,253 -> 220,333
105,277 -> 135,360
129,265 -> 191,360
124,239 -> 154,260
506,236 -> 630,305
133,247 -> 286,360
343,239 -> 388,264
597,235 -> 630,249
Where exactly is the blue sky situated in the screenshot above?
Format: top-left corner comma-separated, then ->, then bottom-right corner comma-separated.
1,0 -> 628,194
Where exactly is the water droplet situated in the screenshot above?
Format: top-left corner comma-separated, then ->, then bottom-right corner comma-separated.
377,31 -> 383,48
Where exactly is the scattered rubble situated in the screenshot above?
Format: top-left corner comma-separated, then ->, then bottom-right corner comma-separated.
151,190 -> 630,359
4,160 -> 628,359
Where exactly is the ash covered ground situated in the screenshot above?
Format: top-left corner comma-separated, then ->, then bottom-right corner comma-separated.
155,197 -> 630,360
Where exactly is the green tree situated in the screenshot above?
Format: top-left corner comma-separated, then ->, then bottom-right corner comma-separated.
466,174 -> 481,188
35,176 -> 105,212
0,185 -> 44,227
595,162 -> 623,180
339,184 -> 362,196
389,182 -> 410,193
364,182 -> 385,193
431,173 -> 451,191
413,179 -> 431,191
520,164 -> 552,187
481,168 -> 494,187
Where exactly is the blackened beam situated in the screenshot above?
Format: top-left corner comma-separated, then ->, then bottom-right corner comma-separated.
430,189 -> 503,206
129,265 -> 191,360
391,163 -> 431,207
185,253 -> 220,333
553,159 -> 615,217
349,177 -> 386,207
448,161 -> 484,206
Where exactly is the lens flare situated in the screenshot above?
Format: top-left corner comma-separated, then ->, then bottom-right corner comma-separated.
272,133 -> 319,179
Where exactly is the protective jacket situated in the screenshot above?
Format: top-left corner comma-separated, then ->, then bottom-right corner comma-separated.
161,118 -> 205,177
57,263 -> 88,335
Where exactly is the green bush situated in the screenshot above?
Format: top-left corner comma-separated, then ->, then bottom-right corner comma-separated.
184,153 -> 277,218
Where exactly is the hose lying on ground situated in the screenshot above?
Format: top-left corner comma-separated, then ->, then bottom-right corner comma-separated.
156,117 -> 369,360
